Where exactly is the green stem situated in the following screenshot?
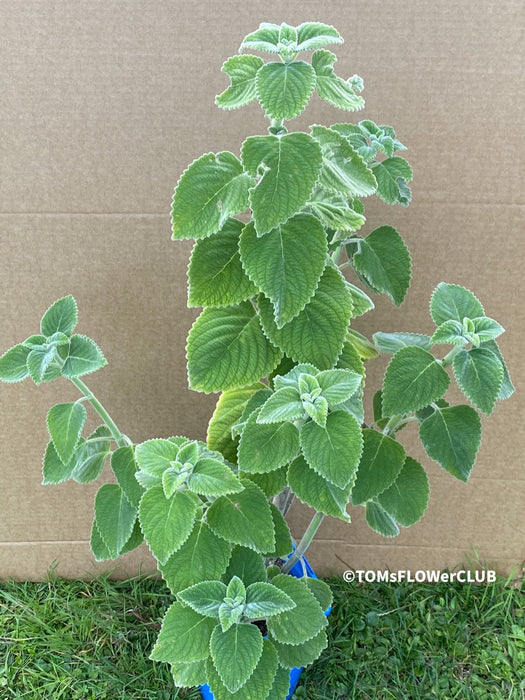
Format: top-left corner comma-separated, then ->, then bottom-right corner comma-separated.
69,377 -> 127,448
441,345 -> 464,367
282,511 -> 325,574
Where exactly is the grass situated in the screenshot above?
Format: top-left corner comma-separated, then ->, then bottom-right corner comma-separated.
0,571 -> 523,699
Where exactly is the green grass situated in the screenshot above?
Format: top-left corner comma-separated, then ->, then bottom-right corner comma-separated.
0,572 -> 523,699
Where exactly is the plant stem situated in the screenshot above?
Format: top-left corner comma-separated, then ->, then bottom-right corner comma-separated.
441,345 -> 464,367
69,377 -> 127,448
282,511 -> 325,574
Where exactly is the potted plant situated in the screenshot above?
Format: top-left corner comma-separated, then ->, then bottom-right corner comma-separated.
0,20 -> 513,700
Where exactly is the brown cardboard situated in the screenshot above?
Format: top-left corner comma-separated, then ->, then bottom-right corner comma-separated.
1,1 -> 523,581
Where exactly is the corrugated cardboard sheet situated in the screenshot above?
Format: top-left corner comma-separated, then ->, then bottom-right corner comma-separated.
1,1 -> 523,580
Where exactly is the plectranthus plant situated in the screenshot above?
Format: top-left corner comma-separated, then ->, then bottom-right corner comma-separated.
0,21 -> 514,700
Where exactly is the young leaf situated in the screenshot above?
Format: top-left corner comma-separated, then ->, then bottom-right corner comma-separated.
296,22 -> 343,52
471,317 -> 505,344
317,368 -> 362,406
371,156 -> 413,205
135,439 -> 180,477
365,500 -> 400,537
171,151 -> 253,240
303,396 -> 328,427
160,521 -> 231,595
47,402 -> 87,465
288,455 -> 351,522
244,581 -> 296,619
27,347 -> 63,385
430,282 -> 484,326
42,440 -> 77,484
61,334 -> 107,378
71,426 -> 112,482
206,638 -> 278,700
237,408 -> 300,473
382,346 -> 450,416
187,458 -> 244,496
150,602 -> 216,663
344,328 -> 380,361
271,628 -> 328,669
139,487 -> 198,564
453,348 -> 503,416
350,226 -> 411,306
312,50 -> 364,111
308,190 -> 366,232
431,320 -> 466,345
40,295 -> 78,337
256,61 -> 316,120
240,23 -> 281,53
241,133 -> 323,235
258,266 -> 353,370
480,339 -> 514,400
178,580 -> 227,618
373,331 -> 433,354
206,480 -> 275,553
94,484 -> 137,558
210,623 -> 264,693
344,282 -> 375,317
223,546 -> 266,587
216,54 -> 264,110
231,388 -> 274,438
0,344 -> 31,383
300,410 -> 363,488
239,213 -> 327,327
351,429 -> 406,505
188,219 -> 257,308
187,302 -> 282,393
110,446 -> 144,508
256,387 -> 305,424
377,456 -> 429,526
267,575 -> 327,645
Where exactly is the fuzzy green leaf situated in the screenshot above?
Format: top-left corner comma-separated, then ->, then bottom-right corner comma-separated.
344,282 -> 375,317
352,429 -> 406,505
40,295 -> 78,337
372,156 -> 413,205
481,340 -> 514,400
382,346 -> 450,416
240,23 -> 282,53
188,458 -> 244,497
377,456 -> 429,526
317,368 -> 362,405
241,133 -> 323,235
258,266 -> 353,369
312,50 -> 364,111
350,226 -> 411,306
244,581 -> 296,619
308,190 -> 366,232
239,213 -> 327,327
206,638 -> 278,700
365,500 -> 400,537
210,623 -> 264,693
453,348 -> 503,415
61,334 -> 107,378
170,659 -> 207,689
267,575 -> 327,645
139,487 -> 198,564
256,61 -> 316,119
188,219 -> 257,308
300,411 -> 363,488
241,467 -> 288,499
0,344 -> 31,383
264,504 -> 293,558
207,480 -> 275,553
216,54 -> 264,110
42,440 -> 77,484
94,484 -> 137,558
430,283 -> 484,326
296,22 -> 343,51
272,628 -> 328,670
178,580 -> 228,618
187,302 -> 282,393
150,602 -> 216,663
238,408 -> 299,474
70,426 -> 112,482
373,332 -> 433,354
288,455 -> 351,522
256,387 -> 305,424
223,546 -> 266,587
46,402 -> 87,465
471,317 -> 505,344
110,446 -> 144,508
431,320 -> 467,346
135,439 -> 180,477
172,151 -> 253,240
27,347 -> 63,385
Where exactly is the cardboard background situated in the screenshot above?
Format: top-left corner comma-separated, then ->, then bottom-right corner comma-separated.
1,1 -> 523,580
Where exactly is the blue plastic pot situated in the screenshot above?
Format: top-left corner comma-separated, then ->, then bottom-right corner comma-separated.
200,555 -> 331,700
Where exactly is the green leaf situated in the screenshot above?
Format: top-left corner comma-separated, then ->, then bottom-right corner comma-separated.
206,638 -> 278,700
170,659 -> 207,689
90,519 -> 112,562
480,340 -> 514,400
207,383 -> 265,463
304,578 -> 333,611
119,519 -> 144,555
344,282 -> 375,317
94,484 -> 137,558
71,426 -> 112,482
365,500 -> 400,537
308,190 -> 366,232
296,22 -> 343,51
344,328 -> 380,361
382,346 -> 450,415
160,521 -> 231,595
0,344 -> 31,383
312,50 -> 365,111
267,575 -> 327,645
47,402 -> 87,465
172,151 -> 253,240
238,408 -> 299,474
42,440 -> 76,484
431,320 -> 466,346
187,302 -> 282,393
373,331 -> 433,354
178,580 -> 228,618
162,467 -> 186,498
139,487 -> 198,564
271,628 -> 328,670
188,219 -> 257,308
256,61 -> 316,120
241,467 -> 288,499
350,226 -> 411,306
256,387 -> 305,424
135,438 -> 180,477
188,458 -> 244,496
216,54 -> 264,110
471,317 -> 505,343
240,23 -> 281,53
232,388 -> 274,438
241,133 -> 323,235
264,504 -> 293,558
218,600 -> 244,634
336,336 -> 366,374
317,368 -> 362,405
223,546 -> 266,587
244,582 -> 295,618
111,446 -> 144,508
371,156 -> 413,205
430,283 -> 484,326
150,602 -> 216,663
27,347 -> 63,385
210,623 -> 263,693
239,213 -> 327,327
258,266 -> 353,369
207,480 -> 275,553
40,295 -> 78,337
300,411 -> 363,488
61,334 -> 107,378
352,429 -> 406,505
377,455 -> 429,526
288,455 -> 351,521
453,348 -> 503,416
303,396 -> 328,427
311,125 -> 376,197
